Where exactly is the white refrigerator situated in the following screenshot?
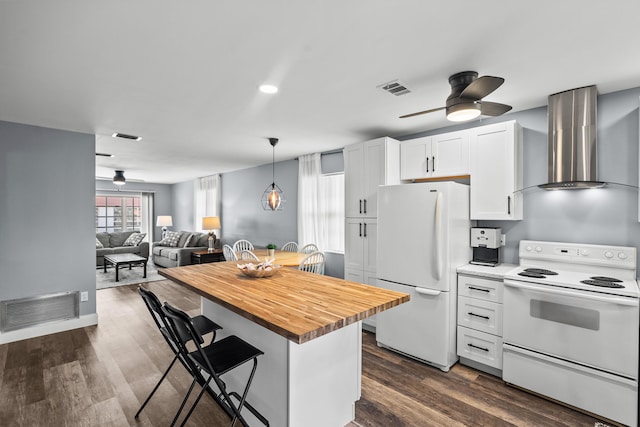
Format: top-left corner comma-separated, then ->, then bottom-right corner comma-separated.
376,182 -> 471,372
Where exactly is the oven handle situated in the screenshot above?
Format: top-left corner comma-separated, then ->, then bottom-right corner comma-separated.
504,280 -> 639,307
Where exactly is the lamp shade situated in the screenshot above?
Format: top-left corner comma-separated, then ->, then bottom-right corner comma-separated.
202,216 -> 221,230
156,215 -> 173,227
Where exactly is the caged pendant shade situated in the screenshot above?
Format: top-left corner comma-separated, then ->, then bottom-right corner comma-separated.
261,138 -> 285,211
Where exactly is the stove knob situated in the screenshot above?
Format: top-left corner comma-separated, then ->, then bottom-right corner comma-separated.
526,245 -> 533,252
604,251 -> 614,259
535,246 -> 542,253
618,252 -> 628,260
579,249 -> 589,256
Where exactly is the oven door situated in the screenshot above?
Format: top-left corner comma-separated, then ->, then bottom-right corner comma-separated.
503,279 -> 639,379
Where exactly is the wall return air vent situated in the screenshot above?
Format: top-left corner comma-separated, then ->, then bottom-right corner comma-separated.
378,80 -> 411,96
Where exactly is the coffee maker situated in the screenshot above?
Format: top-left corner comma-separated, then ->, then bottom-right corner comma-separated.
470,227 -> 502,266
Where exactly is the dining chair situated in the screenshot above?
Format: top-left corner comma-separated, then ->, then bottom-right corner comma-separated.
281,241 -> 298,252
233,239 -> 254,253
240,250 -> 259,261
161,302 -> 269,427
298,251 -> 325,275
299,243 -> 319,254
135,286 -> 222,422
223,244 -> 237,261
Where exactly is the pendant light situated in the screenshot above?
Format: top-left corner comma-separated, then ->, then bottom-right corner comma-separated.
261,138 -> 285,211
113,170 -> 126,185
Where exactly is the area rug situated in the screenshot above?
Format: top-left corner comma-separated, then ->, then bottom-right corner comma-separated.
96,262 -> 164,289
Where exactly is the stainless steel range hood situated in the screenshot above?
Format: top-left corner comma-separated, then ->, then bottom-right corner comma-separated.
539,85 -> 605,190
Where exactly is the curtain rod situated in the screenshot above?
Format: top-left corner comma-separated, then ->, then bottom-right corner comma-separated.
96,189 -> 156,194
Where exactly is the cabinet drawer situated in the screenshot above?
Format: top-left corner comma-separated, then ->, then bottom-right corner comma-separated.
457,326 -> 503,370
458,274 -> 503,303
458,295 -> 503,335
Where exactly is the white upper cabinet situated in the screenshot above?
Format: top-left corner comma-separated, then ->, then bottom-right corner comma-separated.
469,120 -> 523,220
344,137 -> 400,218
400,130 -> 470,180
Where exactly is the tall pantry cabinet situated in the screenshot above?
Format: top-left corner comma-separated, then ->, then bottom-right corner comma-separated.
344,137 -> 400,330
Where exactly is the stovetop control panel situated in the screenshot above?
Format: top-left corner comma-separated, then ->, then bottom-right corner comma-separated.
520,240 -> 636,271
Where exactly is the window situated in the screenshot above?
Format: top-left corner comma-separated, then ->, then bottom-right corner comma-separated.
318,173 -> 345,252
96,194 -> 141,233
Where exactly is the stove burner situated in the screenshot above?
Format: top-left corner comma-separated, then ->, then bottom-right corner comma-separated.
590,276 -> 623,283
518,271 -> 547,278
580,279 -> 625,289
523,268 -> 559,276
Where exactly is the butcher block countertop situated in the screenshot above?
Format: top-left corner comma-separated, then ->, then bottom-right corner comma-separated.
159,261 -> 409,344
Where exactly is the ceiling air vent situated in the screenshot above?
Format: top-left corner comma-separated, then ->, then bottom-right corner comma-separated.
378,80 -> 411,96
112,132 -> 142,141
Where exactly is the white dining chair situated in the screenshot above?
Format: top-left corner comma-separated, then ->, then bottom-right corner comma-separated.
240,250 -> 260,261
281,241 -> 298,252
222,244 -> 237,261
298,251 -> 325,275
299,243 -> 319,254
233,239 -> 254,253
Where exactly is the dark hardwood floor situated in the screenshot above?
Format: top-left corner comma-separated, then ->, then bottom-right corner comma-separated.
0,280 -> 607,426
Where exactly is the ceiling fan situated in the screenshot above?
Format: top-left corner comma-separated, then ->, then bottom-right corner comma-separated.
400,71 -> 512,122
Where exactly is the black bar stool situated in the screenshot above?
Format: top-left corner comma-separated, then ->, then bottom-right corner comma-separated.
136,286 -> 222,422
162,302 -> 269,427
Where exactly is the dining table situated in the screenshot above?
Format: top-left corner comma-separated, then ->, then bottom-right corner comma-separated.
242,248 -> 308,267
158,261 -> 409,427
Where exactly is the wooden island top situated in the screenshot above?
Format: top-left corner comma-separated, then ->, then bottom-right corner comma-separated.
159,261 -> 409,344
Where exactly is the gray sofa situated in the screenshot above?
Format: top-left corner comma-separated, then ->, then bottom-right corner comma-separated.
152,230 -> 220,268
96,231 -> 149,267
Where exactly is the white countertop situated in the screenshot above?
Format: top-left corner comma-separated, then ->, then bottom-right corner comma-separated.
457,263 -> 518,280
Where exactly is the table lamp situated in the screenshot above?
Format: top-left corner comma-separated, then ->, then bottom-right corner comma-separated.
202,216 -> 221,253
156,215 -> 173,239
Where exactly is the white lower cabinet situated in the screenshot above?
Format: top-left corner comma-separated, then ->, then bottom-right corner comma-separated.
456,270 -> 506,376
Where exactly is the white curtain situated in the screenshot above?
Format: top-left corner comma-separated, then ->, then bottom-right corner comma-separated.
194,174 -> 221,233
297,153 -> 324,249
141,192 -> 154,242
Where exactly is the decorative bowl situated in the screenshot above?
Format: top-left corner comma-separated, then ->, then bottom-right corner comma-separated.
237,262 -> 281,278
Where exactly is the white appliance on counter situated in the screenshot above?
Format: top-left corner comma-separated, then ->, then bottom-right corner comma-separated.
376,182 -> 471,372
503,240 -> 639,427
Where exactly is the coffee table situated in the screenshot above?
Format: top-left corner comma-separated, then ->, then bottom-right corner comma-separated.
103,253 -> 147,282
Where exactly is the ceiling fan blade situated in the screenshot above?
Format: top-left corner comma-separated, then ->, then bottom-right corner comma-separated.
460,76 -> 505,100
399,106 -> 445,119
480,101 -> 512,116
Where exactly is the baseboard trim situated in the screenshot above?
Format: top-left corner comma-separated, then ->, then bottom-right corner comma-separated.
0,313 -> 99,345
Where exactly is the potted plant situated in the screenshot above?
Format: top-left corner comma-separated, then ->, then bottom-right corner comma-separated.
266,243 -> 276,257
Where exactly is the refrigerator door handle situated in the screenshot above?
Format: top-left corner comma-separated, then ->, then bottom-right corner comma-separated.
434,191 -> 443,281
415,287 -> 441,296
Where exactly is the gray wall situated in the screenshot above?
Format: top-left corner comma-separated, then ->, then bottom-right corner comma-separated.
95,179 -> 174,243
0,121 -> 96,315
400,88 -> 640,265
220,159 -> 298,248
171,180 -> 195,232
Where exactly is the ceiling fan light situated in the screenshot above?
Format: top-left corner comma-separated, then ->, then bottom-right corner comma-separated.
446,103 -> 481,122
113,170 -> 126,185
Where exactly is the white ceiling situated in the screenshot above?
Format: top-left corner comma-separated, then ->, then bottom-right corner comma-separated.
2,1 -> 640,184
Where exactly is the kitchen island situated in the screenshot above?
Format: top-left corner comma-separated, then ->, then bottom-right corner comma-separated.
159,261 -> 409,427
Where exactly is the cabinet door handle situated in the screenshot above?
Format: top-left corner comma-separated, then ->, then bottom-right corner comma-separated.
363,199 -> 367,214
359,199 -> 362,214
468,312 -> 490,320
359,223 -> 362,237
432,156 -> 435,173
507,196 -> 511,215
468,286 -> 490,293
364,222 -> 367,237
426,157 -> 429,173
468,343 -> 489,352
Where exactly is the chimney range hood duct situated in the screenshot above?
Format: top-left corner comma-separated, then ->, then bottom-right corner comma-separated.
539,85 -> 605,190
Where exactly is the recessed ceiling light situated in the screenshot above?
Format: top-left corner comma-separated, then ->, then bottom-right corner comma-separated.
259,84 -> 278,94
112,132 -> 142,141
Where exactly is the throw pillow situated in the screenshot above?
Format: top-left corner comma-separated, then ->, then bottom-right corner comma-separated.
123,232 -> 146,246
96,237 -> 104,249
159,230 -> 181,247
184,233 -> 196,247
